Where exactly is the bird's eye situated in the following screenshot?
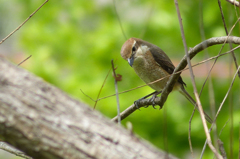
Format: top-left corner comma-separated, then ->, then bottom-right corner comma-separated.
132,46 -> 136,52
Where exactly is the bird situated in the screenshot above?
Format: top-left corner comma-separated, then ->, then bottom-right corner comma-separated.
120,37 -> 212,124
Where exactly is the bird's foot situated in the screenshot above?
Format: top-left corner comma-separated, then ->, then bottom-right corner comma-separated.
134,91 -> 161,109
134,98 -> 143,110
148,94 -> 158,109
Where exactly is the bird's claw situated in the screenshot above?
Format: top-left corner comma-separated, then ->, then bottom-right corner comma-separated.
148,94 -> 157,108
134,99 -> 141,110
134,92 -> 159,109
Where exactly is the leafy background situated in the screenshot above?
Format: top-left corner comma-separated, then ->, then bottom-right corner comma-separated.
0,0 -> 240,158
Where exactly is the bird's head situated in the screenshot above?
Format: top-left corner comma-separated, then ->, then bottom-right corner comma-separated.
120,38 -> 149,67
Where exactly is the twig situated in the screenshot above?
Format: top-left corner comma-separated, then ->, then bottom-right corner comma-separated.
226,0 -> 239,6
0,0 -> 49,45
139,4 -> 154,39
111,60 -> 121,125
174,1 -> 221,158
113,0 -> 127,40
80,89 -> 96,102
0,142 -> 32,159
163,106 -> 169,156
219,119 -> 230,136
188,108 -> 195,158
17,55 -> 32,66
93,68 -> 112,109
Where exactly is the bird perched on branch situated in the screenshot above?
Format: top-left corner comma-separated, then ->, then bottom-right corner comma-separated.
120,37 -> 212,123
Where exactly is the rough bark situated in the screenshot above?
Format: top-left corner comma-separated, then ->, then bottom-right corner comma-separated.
0,57 -> 178,159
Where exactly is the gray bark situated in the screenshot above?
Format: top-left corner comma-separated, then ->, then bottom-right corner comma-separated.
0,57 -> 178,159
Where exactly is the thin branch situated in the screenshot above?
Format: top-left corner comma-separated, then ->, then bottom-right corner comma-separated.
17,55 -> 32,66
0,0 -> 49,45
163,106 -> 169,156
188,108 -> 195,158
139,3 -> 154,39
219,119 -> 230,136
80,89 -> 96,102
0,142 -> 32,159
93,68 -> 112,109
111,60 -> 121,125
113,0 -> 127,40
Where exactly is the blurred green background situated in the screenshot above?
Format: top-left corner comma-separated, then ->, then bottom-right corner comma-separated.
0,0 -> 240,158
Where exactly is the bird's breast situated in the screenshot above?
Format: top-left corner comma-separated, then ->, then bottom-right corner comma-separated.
132,56 -> 171,91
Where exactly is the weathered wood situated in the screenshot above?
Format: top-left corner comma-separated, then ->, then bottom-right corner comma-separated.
0,57 -> 177,159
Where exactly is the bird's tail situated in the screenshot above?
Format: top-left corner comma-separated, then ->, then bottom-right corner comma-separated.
179,86 -> 213,124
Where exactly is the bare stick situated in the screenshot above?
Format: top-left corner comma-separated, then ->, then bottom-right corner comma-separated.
188,108 -> 195,158
93,68 -> 112,109
0,142 -> 32,159
111,60 -> 121,125
17,55 -> 32,66
219,119 -> 230,136
113,0 -> 127,40
0,0 -> 49,45
80,89 -> 96,102
139,4 -> 154,39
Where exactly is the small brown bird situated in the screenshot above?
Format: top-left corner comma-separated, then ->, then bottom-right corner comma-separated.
120,37 -> 212,123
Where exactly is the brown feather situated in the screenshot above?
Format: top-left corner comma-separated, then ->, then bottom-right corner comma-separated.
133,38 -> 186,86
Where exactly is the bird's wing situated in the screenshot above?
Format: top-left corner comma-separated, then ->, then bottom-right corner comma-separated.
150,46 -> 186,86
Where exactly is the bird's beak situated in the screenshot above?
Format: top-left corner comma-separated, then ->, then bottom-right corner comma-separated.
128,54 -> 134,67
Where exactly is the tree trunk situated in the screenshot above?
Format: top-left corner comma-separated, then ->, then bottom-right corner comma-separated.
0,57 -> 178,159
